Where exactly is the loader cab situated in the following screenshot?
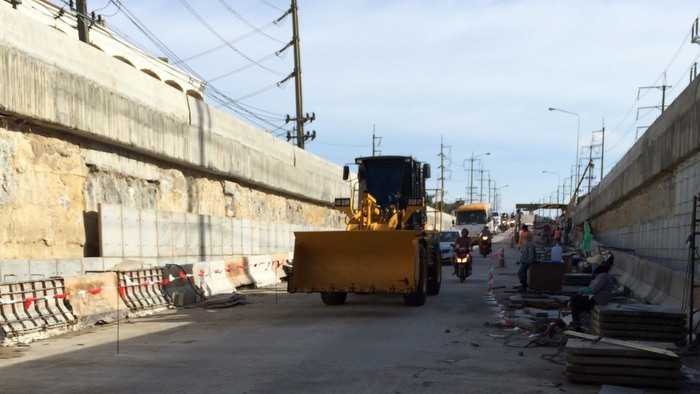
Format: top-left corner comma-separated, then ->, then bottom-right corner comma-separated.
354,156 -> 429,230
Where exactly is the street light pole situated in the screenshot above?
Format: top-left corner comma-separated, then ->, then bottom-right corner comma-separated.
548,107 -> 581,196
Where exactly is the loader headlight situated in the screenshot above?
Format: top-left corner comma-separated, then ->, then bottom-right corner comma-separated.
334,198 -> 350,208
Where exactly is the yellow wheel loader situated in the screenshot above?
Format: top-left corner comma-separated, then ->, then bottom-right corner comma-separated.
288,156 -> 441,306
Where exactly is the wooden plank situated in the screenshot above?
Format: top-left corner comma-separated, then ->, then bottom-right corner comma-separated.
567,354 -> 680,369
566,339 -> 676,359
593,320 -> 685,333
563,331 -> 680,359
592,327 -> 684,341
566,373 -> 680,389
566,365 -> 680,379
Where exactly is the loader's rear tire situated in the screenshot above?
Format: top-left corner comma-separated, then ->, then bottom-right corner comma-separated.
427,258 -> 441,296
404,248 -> 428,307
321,292 -> 347,306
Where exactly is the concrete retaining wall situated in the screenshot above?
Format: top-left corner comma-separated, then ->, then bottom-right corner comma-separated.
573,72 -> 700,305
0,4 -> 348,260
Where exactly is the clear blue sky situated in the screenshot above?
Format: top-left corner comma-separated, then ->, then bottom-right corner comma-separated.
105,0 -> 700,212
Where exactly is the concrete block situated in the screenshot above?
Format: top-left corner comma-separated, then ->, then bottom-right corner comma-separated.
157,210 -> 173,258
1,260 -> 29,282
122,207 -> 141,257
251,221 -> 261,255
82,257 -> 105,272
140,208 -> 158,258
232,218 -> 242,255
65,272 -> 127,324
211,216 -> 223,256
56,259 -> 83,277
103,258 -> 123,271
171,212 -> 187,257
222,218 -> 233,255
99,204 -> 123,258
186,213 -> 201,257
28,259 -> 58,280
241,219 -> 252,255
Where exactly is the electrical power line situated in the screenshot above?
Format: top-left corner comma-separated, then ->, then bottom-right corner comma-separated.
218,0 -> 286,44
177,0 -> 283,76
111,0 -> 292,134
176,20 -> 281,63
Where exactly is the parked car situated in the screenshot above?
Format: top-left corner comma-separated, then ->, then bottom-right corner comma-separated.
439,230 -> 460,265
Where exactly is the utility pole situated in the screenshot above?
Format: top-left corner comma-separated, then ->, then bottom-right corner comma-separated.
487,173 -> 492,206
636,74 -> 672,120
479,166 -> 486,202
280,0 -> 315,148
371,124 -> 382,156
468,154 -> 475,204
77,0 -> 90,43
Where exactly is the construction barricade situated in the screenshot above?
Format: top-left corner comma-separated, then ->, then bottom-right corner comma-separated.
64,272 -> 127,325
0,278 -> 75,343
117,268 -> 170,313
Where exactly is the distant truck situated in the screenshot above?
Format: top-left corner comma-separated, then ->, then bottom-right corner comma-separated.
453,203 -> 494,239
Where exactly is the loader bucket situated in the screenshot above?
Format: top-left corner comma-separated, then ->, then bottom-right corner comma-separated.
288,230 -> 420,294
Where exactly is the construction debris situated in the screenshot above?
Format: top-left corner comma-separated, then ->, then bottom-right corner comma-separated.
565,338 -> 681,389
592,304 -> 686,343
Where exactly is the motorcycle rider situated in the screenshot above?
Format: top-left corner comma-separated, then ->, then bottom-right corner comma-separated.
453,228 -> 471,275
478,225 -> 493,256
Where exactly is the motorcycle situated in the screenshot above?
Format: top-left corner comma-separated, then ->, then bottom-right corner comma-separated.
478,234 -> 492,257
454,246 -> 472,282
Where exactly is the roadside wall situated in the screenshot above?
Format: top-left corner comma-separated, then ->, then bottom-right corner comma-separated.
0,3 -> 346,272
573,75 -> 700,304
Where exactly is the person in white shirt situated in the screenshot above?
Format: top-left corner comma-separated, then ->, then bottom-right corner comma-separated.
550,242 -> 563,263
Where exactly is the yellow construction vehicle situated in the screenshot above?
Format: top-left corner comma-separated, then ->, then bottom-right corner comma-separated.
288,156 -> 441,306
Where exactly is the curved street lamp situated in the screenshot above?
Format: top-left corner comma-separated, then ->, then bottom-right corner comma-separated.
548,107 -> 581,195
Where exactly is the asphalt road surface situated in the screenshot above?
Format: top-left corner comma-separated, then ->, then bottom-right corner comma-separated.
0,235 -> 597,394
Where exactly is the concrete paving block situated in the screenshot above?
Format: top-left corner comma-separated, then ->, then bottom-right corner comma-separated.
1,260 -> 30,282
28,259 -> 59,280
222,218 -> 233,255
157,210 -> 174,258
56,259 -> 83,278
82,257 -> 105,272
99,204 -> 123,258
171,212 -> 187,257
122,207 -> 141,257
140,209 -> 158,258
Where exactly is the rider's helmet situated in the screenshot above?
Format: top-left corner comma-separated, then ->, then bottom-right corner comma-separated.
461,228 -> 469,238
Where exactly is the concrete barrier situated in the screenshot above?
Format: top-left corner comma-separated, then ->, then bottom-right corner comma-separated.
64,272 -> 126,325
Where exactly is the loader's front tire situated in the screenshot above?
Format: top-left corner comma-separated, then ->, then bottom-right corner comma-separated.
321,292 -> 347,306
404,249 -> 428,307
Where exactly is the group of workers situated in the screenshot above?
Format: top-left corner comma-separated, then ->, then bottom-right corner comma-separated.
514,223 -> 616,329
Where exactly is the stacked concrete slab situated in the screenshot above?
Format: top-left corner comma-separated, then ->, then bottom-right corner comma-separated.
565,339 -> 681,389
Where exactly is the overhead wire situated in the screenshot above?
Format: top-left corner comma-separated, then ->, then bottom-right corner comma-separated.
217,0 -> 286,44
176,20 -> 280,64
110,0 -> 292,134
176,0 -> 283,76
259,0 -> 285,13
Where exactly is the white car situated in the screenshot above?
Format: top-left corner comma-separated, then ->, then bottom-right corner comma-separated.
439,231 -> 460,264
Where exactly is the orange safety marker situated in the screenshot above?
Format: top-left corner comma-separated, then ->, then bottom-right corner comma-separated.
23,296 -> 37,311
88,288 -> 102,295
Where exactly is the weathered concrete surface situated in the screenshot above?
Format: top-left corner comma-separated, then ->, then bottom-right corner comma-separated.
0,241 -> 601,394
572,72 -> 700,305
0,4 -> 348,261
0,4 -> 347,206
0,122 -> 344,260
